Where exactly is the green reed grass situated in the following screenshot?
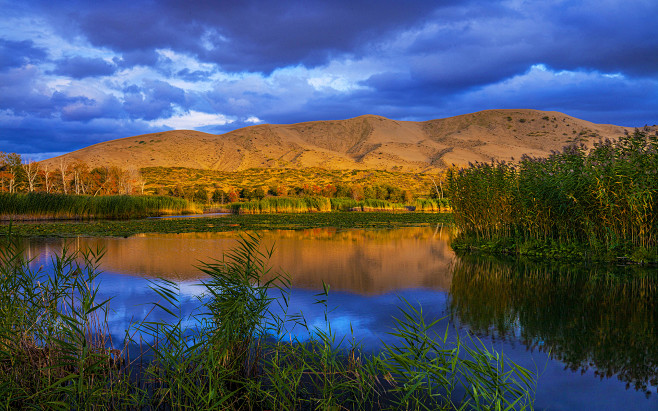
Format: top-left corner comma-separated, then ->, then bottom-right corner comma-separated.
0,232 -> 536,409
447,130 -> 658,261
230,196 -> 332,214
330,197 -> 408,212
0,192 -> 201,220
414,198 -> 451,212
223,197 -> 446,214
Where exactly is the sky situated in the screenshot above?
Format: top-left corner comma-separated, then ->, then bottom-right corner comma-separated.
1,0 -> 657,160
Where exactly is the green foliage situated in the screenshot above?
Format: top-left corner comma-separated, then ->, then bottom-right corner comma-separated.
378,299 -> 535,410
415,198 -> 451,212
330,197 -> 407,212
0,233 -> 128,408
0,192 -> 200,220
0,231 -> 536,409
141,166 -> 440,200
230,196 -> 332,214
447,130 -> 658,260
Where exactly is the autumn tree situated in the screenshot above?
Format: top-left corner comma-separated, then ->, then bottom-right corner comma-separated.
350,184 -> 365,201
212,189 -> 226,204
40,164 -> 54,193
322,184 -> 337,197
58,159 -> 69,194
22,159 -> 40,192
70,160 -> 91,195
275,185 -> 288,197
0,152 -> 8,192
228,189 -> 239,203
1,152 -> 23,193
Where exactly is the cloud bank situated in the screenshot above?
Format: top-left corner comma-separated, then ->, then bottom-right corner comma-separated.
0,0 -> 656,157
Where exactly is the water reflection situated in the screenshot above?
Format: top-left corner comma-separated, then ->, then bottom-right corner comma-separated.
23,226 -> 455,294
17,228 -> 658,409
449,254 -> 658,395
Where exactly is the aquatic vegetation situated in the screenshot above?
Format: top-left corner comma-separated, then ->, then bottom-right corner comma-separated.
414,198 -> 451,212
330,197 -> 407,212
0,232 -> 535,409
230,196 -> 332,213
448,130 -> 658,261
0,192 -> 200,220
0,212 -> 453,237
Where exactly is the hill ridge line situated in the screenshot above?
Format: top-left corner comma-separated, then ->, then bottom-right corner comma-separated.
41,109 -> 635,172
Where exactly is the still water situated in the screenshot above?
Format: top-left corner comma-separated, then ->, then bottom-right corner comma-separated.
22,227 -> 658,410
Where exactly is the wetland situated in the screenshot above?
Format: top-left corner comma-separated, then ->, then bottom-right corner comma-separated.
11,219 -> 658,410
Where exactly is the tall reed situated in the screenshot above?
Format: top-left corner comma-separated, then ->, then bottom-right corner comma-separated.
230,196 -> 331,214
0,192 -> 201,220
447,130 -> 658,260
330,197 -> 408,212
414,198 -> 451,212
0,232 -> 536,409
0,231 -> 131,408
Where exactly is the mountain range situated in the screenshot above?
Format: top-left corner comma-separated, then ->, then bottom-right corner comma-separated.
41,109 -> 634,172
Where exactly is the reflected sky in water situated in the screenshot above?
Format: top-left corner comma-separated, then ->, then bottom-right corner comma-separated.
21,227 -> 658,410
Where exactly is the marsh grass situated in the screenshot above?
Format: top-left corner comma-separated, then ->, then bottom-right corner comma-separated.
330,198 -> 403,212
230,196 -> 332,214
414,198 -> 451,212
0,192 -> 201,220
447,130 -> 658,261
0,232 -> 536,409
0,212 -> 452,238
229,197 -> 441,214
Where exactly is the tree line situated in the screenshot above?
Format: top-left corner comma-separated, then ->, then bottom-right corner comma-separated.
165,182 -> 418,205
1,151 -> 444,205
0,153 -> 146,196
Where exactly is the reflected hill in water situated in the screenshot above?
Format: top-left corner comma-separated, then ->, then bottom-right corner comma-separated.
24,226 -> 455,295
449,254 -> 658,395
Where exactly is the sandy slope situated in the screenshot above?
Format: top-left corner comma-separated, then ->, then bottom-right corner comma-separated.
41,109 -> 633,171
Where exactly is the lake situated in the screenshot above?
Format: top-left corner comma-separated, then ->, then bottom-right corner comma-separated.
21,226 -> 658,410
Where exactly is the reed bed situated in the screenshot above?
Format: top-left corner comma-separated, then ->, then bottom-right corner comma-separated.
0,232 -> 536,409
0,192 -> 200,220
330,197 -> 407,212
448,130 -> 658,261
230,196 -> 331,214
231,196 -> 411,214
414,198 -> 451,212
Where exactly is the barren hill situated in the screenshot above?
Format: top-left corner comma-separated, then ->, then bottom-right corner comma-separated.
41,109 -> 632,172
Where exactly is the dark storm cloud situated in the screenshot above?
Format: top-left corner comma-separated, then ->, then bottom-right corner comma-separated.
39,0 -> 440,73
37,0 -> 657,80
0,39 -> 47,70
0,66 -> 54,117
542,2 -> 658,77
2,0 -> 657,157
1,115 -> 159,153
51,56 -> 117,78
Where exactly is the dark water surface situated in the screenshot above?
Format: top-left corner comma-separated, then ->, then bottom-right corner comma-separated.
22,227 -> 658,410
